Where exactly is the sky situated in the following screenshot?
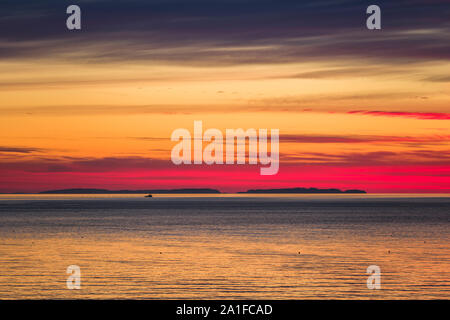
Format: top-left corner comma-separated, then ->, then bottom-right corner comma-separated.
0,0 -> 449,193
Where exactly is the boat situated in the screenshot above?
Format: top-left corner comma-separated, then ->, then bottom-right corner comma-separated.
145,194 -> 153,198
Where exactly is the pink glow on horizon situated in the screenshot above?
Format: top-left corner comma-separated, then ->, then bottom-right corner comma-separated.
1,164 -> 449,194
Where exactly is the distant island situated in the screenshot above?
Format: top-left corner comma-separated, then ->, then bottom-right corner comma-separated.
19,187 -> 366,194
39,188 -> 221,194
240,187 -> 366,194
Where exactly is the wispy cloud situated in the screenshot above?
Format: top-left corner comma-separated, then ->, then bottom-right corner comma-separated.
280,134 -> 450,144
1,0 -> 448,66
0,146 -> 44,154
280,149 -> 450,166
347,110 -> 450,120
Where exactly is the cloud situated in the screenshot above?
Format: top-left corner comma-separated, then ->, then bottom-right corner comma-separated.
280,134 -> 450,144
423,75 -> 450,82
347,110 -> 450,120
2,146 -> 450,176
0,156 -> 175,173
0,146 -> 44,154
280,149 -> 450,166
0,0 -> 448,66
281,66 -> 409,80
251,92 -> 415,108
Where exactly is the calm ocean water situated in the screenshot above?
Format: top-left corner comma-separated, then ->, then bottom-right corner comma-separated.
0,194 -> 449,299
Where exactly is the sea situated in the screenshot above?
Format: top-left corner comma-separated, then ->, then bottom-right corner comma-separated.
0,194 -> 449,299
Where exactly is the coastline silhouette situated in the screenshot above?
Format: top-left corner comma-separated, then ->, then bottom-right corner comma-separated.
36,187 -> 367,194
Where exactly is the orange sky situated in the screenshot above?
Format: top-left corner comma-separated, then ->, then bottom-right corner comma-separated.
1,1 -> 449,193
